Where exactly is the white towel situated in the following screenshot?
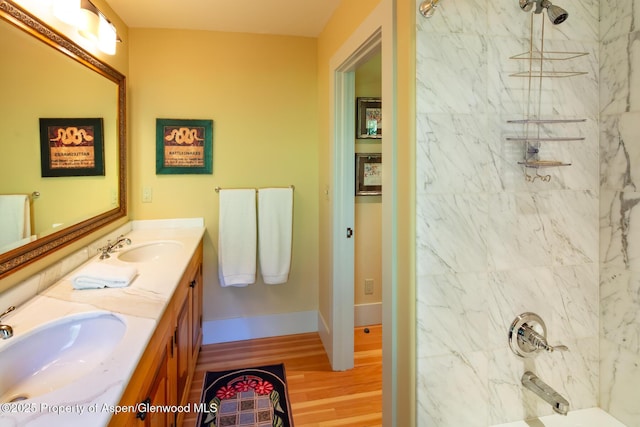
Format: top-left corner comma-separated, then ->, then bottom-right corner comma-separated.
258,188 -> 293,285
71,262 -> 138,290
0,195 -> 31,247
218,189 -> 257,287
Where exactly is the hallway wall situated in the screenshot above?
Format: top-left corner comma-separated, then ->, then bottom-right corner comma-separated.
354,53 -> 382,315
414,0 -> 600,424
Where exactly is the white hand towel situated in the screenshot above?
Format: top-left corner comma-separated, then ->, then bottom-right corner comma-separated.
72,262 -> 138,290
258,188 -> 293,285
0,195 -> 31,247
218,189 -> 257,287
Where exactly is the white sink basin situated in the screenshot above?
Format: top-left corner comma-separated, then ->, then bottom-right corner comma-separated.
0,312 -> 126,402
117,240 -> 183,263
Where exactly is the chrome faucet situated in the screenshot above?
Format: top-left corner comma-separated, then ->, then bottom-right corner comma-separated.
0,306 -> 15,339
522,371 -> 570,415
509,312 -> 568,357
98,235 -> 132,259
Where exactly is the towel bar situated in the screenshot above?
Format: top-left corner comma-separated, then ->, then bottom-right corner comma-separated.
214,185 -> 295,193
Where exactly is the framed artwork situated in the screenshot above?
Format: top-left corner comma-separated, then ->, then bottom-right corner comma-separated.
356,97 -> 382,139
156,118 -> 213,174
39,118 -> 104,177
355,153 -> 382,196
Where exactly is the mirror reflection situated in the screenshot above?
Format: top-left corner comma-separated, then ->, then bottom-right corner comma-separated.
0,0 -> 126,279
0,17 -> 119,254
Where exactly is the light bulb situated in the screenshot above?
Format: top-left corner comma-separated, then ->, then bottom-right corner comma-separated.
53,0 -> 81,25
98,15 -> 117,55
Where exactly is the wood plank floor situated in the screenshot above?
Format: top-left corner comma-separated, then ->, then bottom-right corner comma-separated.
183,325 -> 382,427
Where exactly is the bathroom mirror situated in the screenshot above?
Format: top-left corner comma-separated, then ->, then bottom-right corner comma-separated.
0,0 -> 126,279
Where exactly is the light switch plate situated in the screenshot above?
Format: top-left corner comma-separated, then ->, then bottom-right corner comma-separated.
142,187 -> 153,203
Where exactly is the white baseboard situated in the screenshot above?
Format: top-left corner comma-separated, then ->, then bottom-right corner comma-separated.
354,302 -> 382,327
202,306 -> 380,346
202,310 -> 318,344
317,311 -> 332,365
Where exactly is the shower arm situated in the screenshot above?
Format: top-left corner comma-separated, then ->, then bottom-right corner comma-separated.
520,0 -> 550,13
534,0 -> 549,14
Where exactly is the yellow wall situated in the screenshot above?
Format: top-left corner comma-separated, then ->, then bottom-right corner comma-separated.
128,29 -> 319,321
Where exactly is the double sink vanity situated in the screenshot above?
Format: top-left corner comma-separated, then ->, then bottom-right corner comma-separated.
0,220 -> 205,426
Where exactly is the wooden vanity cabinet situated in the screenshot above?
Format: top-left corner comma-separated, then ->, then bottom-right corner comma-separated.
137,327 -> 174,427
109,240 -> 203,427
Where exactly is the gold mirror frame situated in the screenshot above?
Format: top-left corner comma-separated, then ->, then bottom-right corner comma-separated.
0,0 -> 126,280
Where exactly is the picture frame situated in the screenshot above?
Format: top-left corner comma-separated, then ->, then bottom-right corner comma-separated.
156,118 -> 213,174
355,153 -> 382,196
356,97 -> 382,139
39,118 -> 105,177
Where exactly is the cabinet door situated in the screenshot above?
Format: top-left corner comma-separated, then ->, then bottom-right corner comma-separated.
175,292 -> 190,407
190,263 -> 203,362
137,338 -> 173,427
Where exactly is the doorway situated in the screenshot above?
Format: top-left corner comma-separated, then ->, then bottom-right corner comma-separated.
329,28 -> 382,371
354,52 -> 383,329
324,2 -> 404,424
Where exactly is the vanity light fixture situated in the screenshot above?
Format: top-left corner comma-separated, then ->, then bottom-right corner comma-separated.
52,0 -> 119,55
52,0 -> 80,25
78,0 -> 100,42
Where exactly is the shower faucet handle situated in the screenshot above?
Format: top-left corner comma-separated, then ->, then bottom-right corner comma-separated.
519,322 -> 568,353
508,312 -> 569,358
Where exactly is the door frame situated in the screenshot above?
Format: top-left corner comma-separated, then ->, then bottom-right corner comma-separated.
327,1 -> 403,424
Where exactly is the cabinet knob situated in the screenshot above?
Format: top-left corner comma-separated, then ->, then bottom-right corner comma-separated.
136,397 -> 151,421
189,280 -> 196,288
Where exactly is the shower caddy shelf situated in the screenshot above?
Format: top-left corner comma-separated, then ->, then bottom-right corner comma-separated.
507,46 -> 588,175
509,50 -> 589,78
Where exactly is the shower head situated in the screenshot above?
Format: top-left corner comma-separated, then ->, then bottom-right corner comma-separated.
546,3 -> 568,24
518,0 -> 568,24
419,0 -> 440,18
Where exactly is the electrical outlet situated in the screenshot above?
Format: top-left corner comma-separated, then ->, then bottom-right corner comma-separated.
364,279 -> 374,295
142,186 -> 153,203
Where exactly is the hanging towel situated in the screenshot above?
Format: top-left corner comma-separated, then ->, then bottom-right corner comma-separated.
71,262 -> 138,290
0,195 -> 31,248
258,188 -> 293,285
218,189 -> 257,287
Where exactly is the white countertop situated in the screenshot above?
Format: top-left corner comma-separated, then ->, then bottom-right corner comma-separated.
0,220 -> 206,427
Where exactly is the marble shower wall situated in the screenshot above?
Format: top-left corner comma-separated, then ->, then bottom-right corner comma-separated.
415,0 -> 600,425
599,0 -> 640,425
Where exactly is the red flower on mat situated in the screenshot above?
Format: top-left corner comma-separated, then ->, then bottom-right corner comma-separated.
216,385 -> 236,399
254,380 -> 274,395
235,379 -> 257,392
